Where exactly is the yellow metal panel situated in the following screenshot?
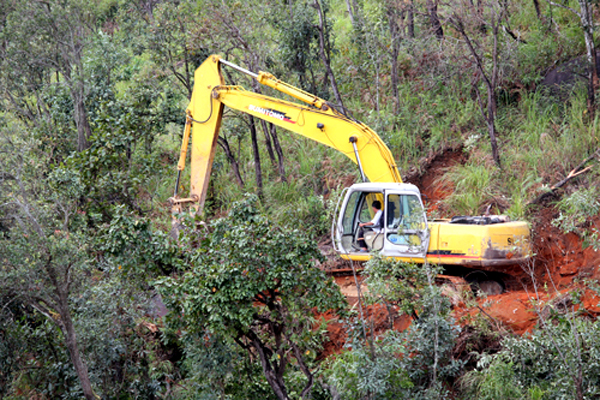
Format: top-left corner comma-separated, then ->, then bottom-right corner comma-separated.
427,221 -> 531,267
186,55 -> 225,212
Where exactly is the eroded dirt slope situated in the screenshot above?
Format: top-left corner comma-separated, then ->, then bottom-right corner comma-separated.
407,148 -> 600,333
321,147 -> 600,356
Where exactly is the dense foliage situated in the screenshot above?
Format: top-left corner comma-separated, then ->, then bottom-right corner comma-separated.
158,196 -> 346,398
1,0 -> 600,398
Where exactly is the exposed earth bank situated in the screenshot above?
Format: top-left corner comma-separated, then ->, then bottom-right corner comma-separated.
321,147 -> 600,358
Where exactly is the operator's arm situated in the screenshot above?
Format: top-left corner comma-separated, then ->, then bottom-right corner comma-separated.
359,210 -> 382,227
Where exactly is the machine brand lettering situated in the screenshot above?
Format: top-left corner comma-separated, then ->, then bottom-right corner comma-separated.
248,105 -> 295,123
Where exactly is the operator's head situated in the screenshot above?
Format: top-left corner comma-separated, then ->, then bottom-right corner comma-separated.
372,200 -> 381,210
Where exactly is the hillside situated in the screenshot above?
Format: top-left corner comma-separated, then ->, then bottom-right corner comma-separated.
2,0 -> 600,399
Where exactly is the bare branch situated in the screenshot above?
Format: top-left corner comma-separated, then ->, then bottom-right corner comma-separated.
545,0 -> 579,16
528,149 -> 600,205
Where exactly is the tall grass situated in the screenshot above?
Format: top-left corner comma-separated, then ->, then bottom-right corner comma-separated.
436,85 -> 599,220
438,162 -> 494,216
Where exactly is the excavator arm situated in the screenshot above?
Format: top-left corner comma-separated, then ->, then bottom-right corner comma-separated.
171,54 -> 401,212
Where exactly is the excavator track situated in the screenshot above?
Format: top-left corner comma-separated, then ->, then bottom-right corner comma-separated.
323,260 -> 527,296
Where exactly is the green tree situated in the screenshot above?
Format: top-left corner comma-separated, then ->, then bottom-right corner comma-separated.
0,0 -> 114,152
0,308 -> 83,398
464,310 -> 600,400
0,122 -> 97,398
158,196 -> 346,399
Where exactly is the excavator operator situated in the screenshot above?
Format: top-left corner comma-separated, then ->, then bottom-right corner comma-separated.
357,200 -> 383,252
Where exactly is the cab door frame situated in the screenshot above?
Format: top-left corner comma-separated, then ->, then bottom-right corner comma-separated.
381,188 -> 430,261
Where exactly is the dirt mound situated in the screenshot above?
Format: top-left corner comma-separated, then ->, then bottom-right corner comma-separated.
318,300 -> 413,360
530,207 -> 600,288
404,146 -> 466,214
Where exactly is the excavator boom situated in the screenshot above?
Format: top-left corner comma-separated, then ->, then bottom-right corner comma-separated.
172,54 -> 401,212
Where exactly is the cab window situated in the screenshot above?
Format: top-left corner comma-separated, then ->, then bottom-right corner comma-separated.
385,193 -> 426,248
341,191 -> 384,234
358,192 -> 383,222
386,194 -> 425,231
342,191 -> 361,235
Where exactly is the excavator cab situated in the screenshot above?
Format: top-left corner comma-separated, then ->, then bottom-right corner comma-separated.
333,182 -> 430,262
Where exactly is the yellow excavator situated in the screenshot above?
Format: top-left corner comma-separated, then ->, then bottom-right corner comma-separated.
170,55 -> 530,275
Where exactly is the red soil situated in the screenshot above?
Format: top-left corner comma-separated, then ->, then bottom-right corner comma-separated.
405,146 -> 466,214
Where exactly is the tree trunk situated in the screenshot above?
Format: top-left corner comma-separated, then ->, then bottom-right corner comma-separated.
71,85 -> 92,152
351,0 -> 361,24
268,123 -> 287,182
260,120 -> 277,167
485,105 -> 501,168
533,0 -> 542,20
345,0 -> 355,24
182,41 -> 193,98
578,0 -> 597,118
426,0 -> 444,39
248,115 -> 263,198
217,136 -> 245,187
387,4 -> 402,115
288,340 -> 314,399
451,9 -> 503,168
313,0 -> 345,111
247,331 -> 289,400
42,254 -> 95,400
60,309 -> 96,400
258,120 -> 288,182
35,294 -> 96,400
407,0 -> 415,38
66,24 -> 92,153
